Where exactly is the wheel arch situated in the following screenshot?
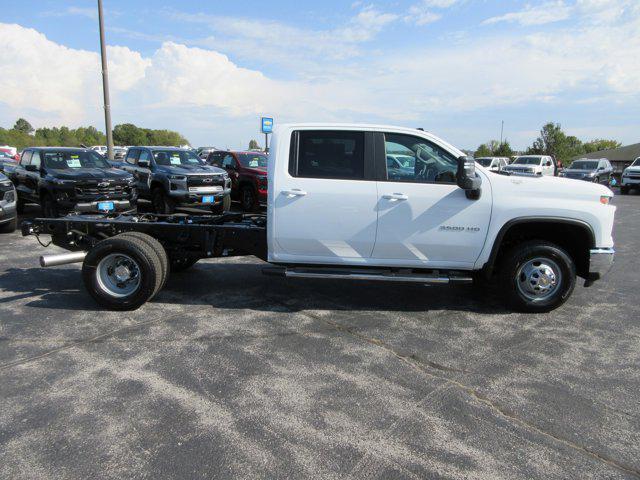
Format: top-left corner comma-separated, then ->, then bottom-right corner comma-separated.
483,217 -> 595,279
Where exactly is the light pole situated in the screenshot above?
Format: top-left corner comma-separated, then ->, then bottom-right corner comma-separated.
97,0 -> 114,160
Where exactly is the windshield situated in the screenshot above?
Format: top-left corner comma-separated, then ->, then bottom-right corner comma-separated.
476,158 -> 493,167
237,153 -> 267,168
514,157 -> 543,165
631,158 -> 640,167
152,150 -> 203,166
43,150 -> 111,169
569,160 -> 598,170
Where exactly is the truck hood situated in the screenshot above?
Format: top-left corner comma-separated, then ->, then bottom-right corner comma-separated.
48,168 -> 133,181
490,170 -> 612,200
624,167 -> 640,174
156,164 -> 225,175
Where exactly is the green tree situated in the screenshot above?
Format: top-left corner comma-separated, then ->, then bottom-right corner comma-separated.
248,139 -> 260,150
474,143 -> 493,157
13,118 -> 34,134
113,123 -> 148,146
494,140 -> 514,157
474,140 -> 513,158
583,139 -> 621,153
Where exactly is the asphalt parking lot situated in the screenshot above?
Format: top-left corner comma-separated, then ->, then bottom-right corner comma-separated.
1,194 -> 639,480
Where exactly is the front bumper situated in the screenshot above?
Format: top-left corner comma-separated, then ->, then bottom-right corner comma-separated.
0,202 -> 17,223
588,247 -> 615,282
168,188 -> 231,206
73,200 -> 133,213
621,177 -> 640,186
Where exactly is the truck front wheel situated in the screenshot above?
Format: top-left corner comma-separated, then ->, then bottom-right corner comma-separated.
82,236 -> 164,310
152,187 -> 176,214
241,185 -> 258,212
620,186 -> 629,195
501,240 -> 576,313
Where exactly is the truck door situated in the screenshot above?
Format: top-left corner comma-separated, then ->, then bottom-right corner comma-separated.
11,150 -> 31,200
372,132 -> 492,269
136,149 -> 153,194
221,153 -> 240,192
24,150 -> 42,201
272,130 -> 378,262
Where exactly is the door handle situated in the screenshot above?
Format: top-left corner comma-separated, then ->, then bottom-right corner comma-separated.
283,189 -> 307,197
383,193 -> 409,201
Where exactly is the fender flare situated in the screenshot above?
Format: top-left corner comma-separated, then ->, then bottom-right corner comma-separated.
482,216 -> 595,276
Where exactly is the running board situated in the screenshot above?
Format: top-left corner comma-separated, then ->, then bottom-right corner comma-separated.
263,267 -> 473,285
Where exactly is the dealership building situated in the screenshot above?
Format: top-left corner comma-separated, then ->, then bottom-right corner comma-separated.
572,142 -> 640,174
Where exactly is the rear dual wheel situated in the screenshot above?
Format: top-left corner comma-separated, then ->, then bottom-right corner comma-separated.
82,233 -> 168,310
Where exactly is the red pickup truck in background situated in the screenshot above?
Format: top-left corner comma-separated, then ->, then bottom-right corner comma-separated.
205,150 -> 268,211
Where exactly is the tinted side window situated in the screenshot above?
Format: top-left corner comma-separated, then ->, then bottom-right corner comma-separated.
209,152 -> 224,166
20,150 -> 32,166
125,149 -> 139,164
138,150 -> 151,163
31,151 -> 41,168
222,154 -> 236,169
293,131 -> 364,180
383,133 -> 457,184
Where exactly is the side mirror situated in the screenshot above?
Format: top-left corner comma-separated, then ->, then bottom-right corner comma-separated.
457,156 -> 482,200
25,164 -> 39,172
138,159 -> 150,168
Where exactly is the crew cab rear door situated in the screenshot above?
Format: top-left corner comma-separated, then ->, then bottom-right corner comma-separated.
270,129 -> 378,262
372,132 -> 492,269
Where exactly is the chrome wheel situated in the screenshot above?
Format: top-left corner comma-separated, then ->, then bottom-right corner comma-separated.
96,253 -> 141,298
516,257 -> 562,302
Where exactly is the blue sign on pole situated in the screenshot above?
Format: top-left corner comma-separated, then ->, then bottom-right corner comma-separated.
261,117 -> 274,134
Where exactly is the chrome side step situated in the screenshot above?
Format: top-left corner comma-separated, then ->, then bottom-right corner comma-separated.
263,267 -> 472,285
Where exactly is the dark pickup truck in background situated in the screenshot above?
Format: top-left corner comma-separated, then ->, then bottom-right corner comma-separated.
111,146 -> 231,214
206,150 -> 267,211
4,147 -> 137,217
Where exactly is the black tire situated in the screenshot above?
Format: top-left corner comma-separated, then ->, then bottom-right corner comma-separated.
16,197 -> 25,214
620,186 -> 629,195
211,194 -> 231,215
241,185 -> 258,212
169,256 -> 198,272
151,187 -> 175,214
116,232 -> 169,291
594,176 -> 599,184
501,240 -> 576,313
82,236 -> 163,310
41,193 -> 60,218
0,217 -> 17,234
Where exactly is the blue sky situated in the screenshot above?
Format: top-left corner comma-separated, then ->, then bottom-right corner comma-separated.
1,0 -> 639,150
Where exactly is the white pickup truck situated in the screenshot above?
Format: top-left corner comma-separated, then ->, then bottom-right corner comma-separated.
503,155 -> 556,176
23,123 -> 616,313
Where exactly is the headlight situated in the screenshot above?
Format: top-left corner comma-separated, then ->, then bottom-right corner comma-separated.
127,177 -> 136,185
168,175 -> 186,181
0,180 -> 12,187
622,171 -> 629,177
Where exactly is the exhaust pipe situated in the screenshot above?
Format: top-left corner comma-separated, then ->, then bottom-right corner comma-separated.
40,252 -> 87,268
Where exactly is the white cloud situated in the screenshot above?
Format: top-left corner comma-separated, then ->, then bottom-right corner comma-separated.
0,23 -> 147,125
483,1 -> 572,26
404,0 -> 460,26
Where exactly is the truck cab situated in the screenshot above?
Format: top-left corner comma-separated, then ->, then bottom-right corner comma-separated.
475,157 -> 509,172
